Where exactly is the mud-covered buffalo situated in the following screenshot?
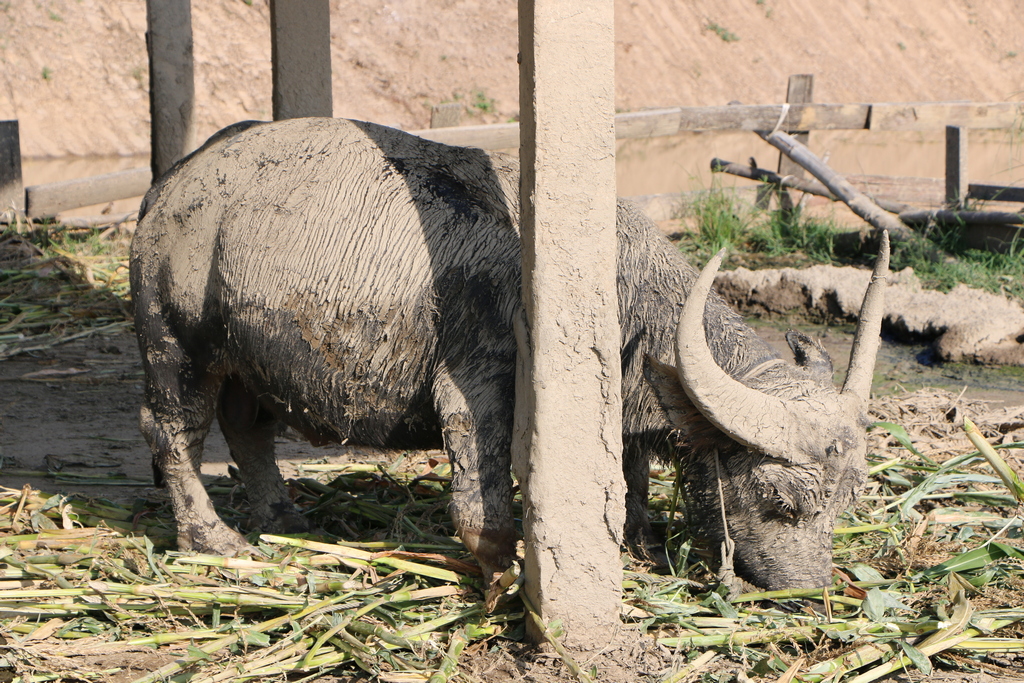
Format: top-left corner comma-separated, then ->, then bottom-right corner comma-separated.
130,117 -> 888,590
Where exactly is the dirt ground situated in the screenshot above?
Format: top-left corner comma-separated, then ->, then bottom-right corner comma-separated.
0,330 -> 381,508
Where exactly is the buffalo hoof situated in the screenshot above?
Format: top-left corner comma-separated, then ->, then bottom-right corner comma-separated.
178,521 -> 259,557
626,539 -> 670,571
251,504 -> 312,536
458,526 -> 518,593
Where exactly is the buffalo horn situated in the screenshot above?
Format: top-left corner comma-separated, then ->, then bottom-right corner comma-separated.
841,231 -> 890,402
674,249 -> 816,458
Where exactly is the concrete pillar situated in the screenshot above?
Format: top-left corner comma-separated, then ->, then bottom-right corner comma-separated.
0,120 -> 23,218
514,0 -> 624,648
146,0 -> 196,179
270,0 -> 333,120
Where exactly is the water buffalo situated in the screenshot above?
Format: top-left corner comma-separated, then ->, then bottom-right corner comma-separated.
130,117 -> 886,590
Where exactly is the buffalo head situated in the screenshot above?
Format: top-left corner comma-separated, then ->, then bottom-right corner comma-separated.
647,233 -> 889,590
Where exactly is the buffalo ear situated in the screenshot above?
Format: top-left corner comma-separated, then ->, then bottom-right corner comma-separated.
786,330 -> 834,385
643,355 -> 690,428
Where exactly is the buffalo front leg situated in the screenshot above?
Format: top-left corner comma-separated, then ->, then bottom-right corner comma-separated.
141,400 -> 253,555
217,375 -> 310,535
622,441 -> 668,567
433,365 -> 518,583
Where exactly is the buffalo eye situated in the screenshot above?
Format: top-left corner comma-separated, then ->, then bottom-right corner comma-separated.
753,459 -> 823,518
755,468 -> 804,518
767,485 -> 798,518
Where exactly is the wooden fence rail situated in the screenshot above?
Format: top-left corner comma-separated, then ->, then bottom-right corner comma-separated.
417,101 -> 1024,150
24,167 -> 152,219
3,100 -> 1023,221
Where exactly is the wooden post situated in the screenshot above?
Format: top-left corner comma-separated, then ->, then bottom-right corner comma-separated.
759,74 -> 814,212
146,0 -> 196,179
946,125 -> 968,209
515,0 -> 624,648
778,75 -> 814,178
0,121 -> 24,219
270,0 -> 333,120
430,103 -> 463,129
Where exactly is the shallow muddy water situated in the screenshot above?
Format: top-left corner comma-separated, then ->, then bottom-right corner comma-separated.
616,128 -> 1024,199
752,319 -> 1024,409
20,125 -> 1024,219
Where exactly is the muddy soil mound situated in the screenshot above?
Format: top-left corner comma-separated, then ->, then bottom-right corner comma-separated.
716,264 -> 1024,365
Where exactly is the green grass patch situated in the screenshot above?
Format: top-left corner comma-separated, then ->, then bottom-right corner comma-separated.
471,89 -> 495,114
677,186 -> 842,267
678,187 -> 1024,304
890,222 -> 1024,301
687,185 -> 756,255
749,202 -> 839,262
705,21 -> 739,42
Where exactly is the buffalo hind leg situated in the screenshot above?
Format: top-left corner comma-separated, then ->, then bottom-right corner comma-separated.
217,376 -> 310,535
140,392 -> 253,555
